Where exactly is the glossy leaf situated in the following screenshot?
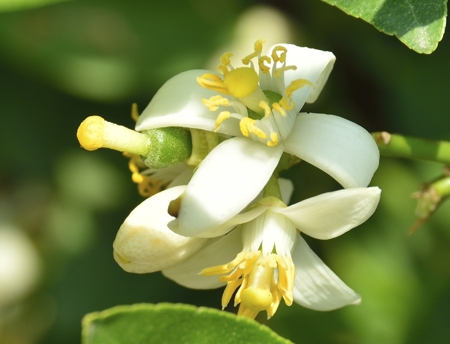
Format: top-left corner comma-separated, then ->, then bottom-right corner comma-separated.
323,0 -> 447,53
82,303 -> 292,344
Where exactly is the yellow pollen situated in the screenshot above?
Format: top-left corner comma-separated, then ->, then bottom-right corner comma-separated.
259,101 -> 272,118
273,65 -> 297,78
258,56 -> 271,74
126,153 -> 169,197
286,79 -> 313,98
202,95 -> 229,111
223,67 -> 259,98
218,64 -> 229,76
242,38 -> 266,65
239,117 -> 267,139
197,74 -> 230,94
220,52 -> 233,66
279,97 -> 294,111
272,46 -> 287,63
267,132 -> 279,147
272,103 -> 286,117
215,111 -> 231,131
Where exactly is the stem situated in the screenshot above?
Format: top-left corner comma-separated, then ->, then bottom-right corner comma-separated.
372,131 -> 450,165
262,175 -> 282,200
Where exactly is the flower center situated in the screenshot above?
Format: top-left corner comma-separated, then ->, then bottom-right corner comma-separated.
196,39 -> 313,147
200,250 -> 294,319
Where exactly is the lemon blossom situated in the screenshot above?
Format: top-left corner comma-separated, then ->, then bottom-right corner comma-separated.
135,40 -> 379,236
114,179 -> 381,319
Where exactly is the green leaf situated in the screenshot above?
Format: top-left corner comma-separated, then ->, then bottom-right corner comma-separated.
82,303 -> 292,344
323,0 -> 447,54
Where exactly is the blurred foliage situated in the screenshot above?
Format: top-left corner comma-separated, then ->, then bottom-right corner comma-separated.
0,0 -> 450,343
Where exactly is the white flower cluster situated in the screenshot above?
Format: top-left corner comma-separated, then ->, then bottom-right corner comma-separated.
112,40 -> 381,319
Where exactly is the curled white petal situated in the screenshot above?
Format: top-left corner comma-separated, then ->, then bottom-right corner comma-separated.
175,137 -> 283,237
276,187 -> 381,240
113,186 -> 207,273
136,70 -> 242,137
162,229 -> 243,289
268,44 -> 335,109
292,235 -> 361,311
284,113 -> 380,188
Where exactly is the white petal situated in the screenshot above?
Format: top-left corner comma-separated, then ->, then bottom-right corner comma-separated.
136,70 -> 242,137
162,229 -> 243,289
276,187 -> 380,240
292,235 -> 361,311
170,202 -> 268,239
268,44 -> 335,110
113,186 -> 207,273
283,113 -> 380,188
278,178 -> 294,205
175,137 -> 283,236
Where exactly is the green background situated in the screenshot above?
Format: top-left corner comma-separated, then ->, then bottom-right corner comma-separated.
1,0 -> 449,343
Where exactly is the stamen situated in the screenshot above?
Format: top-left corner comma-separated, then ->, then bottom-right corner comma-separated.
279,79 -> 313,111
215,111 -> 231,131
267,132 -> 279,147
197,74 -> 230,94
272,103 -> 286,117
242,38 -> 266,65
273,65 -> 297,78
222,279 -> 242,309
126,153 -> 169,197
239,118 -> 267,139
258,56 -> 271,74
259,101 -> 272,118
131,103 -> 139,122
285,79 -> 313,99
271,46 -> 287,63
220,52 -> 233,66
202,95 -> 229,111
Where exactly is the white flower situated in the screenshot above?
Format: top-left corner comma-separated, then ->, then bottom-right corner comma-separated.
113,181 -> 381,319
135,40 -> 379,235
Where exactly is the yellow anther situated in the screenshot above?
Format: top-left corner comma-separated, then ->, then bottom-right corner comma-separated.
258,56 -> 271,74
131,172 -> 144,183
279,97 -> 294,111
242,38 -> 266,65
272,102 -> 286,117
215,111 -> 231,131
223,67 -> 259,98
273,65 -> 297,78
131,103 -> 139,122
127,154 -> 169,197
202,95 -> 229,111
197,74 -> 230,94
285,79 -> 313,98
220,52 -> 233,66
218,64 -> 229,76
272,46 -> 287,63
267,132 -> 279,147
259,101 -> 272,118
239,117 -> 267,139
